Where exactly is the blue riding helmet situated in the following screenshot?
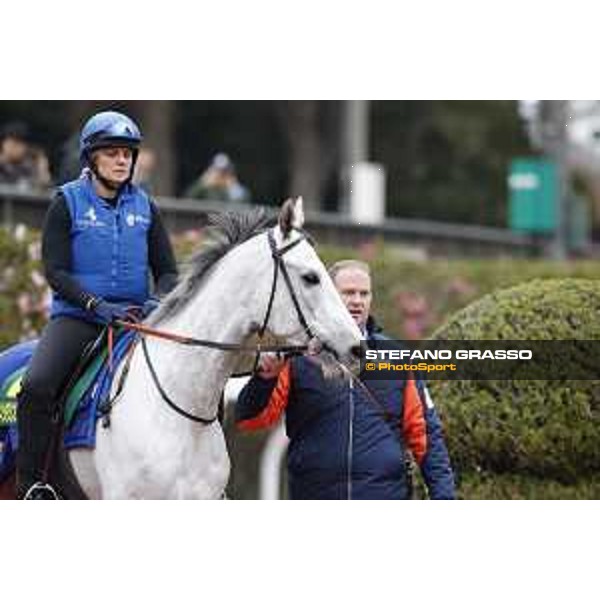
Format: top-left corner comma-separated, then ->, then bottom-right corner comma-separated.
79,111 -> 142,165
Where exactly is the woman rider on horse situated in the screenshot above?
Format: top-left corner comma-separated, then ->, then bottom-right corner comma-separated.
16,110 -> 179,499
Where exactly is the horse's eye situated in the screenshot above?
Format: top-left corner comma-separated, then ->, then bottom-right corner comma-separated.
301,272 -> 320,286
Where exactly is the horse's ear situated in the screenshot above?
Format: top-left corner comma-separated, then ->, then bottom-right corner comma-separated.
278,196 -> 304,237
292,196 -> 305,230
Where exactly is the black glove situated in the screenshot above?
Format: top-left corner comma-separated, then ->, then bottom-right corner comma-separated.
93,300 -> 133,325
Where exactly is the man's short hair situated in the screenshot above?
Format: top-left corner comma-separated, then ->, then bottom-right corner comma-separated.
328,259 -> 371,282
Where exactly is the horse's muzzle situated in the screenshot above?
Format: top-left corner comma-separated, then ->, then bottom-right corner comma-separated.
350,344 -> 362,359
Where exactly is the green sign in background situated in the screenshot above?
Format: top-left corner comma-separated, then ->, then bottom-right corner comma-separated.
509,158 -> 557,233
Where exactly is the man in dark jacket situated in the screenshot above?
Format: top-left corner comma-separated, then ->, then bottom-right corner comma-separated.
235,260 -> 455,500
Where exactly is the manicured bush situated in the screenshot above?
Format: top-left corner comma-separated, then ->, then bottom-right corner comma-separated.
429,279 -> 600,487
454,472 -> 600,500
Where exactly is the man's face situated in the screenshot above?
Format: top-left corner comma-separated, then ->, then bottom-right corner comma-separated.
333,267 -> 372,330
93,146 -> 133,185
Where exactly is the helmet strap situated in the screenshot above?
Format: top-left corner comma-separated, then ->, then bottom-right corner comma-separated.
90,163 -> 123,197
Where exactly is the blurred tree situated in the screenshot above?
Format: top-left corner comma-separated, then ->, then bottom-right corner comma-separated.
138,101 -> 176,196
276,101 -> 321,212
372,101 -> 534,226
177,101 -> 287,205
1,100 -> 533,227
274,101 -> 341,213
177,101 -> 341,211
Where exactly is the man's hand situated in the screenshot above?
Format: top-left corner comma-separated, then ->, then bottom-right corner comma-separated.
257,353 -> 287,380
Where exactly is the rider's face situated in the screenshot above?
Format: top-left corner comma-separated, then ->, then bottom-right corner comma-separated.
333,268 -> 372,330
93,146 -> 133,185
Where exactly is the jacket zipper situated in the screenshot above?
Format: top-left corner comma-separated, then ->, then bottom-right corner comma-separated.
346,379 -> 354,500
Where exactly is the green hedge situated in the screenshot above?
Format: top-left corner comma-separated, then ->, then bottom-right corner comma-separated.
454,472 -> 600,500
318,241 -> 600,340
429,279 -> 600,492
4,226 -> 600,348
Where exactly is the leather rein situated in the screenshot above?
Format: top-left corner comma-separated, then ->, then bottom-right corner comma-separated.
106,228 -> 321,425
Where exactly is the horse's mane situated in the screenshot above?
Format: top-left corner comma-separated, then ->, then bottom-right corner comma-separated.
149,208 -> 273,324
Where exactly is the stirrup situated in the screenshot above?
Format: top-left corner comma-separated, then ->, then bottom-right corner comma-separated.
23,482 -> 60,500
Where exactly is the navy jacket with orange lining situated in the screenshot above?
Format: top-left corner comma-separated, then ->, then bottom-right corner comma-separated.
236,325 -> 455,500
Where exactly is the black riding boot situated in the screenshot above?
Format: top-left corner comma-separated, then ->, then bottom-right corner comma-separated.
14,316 -> 102,499
15,391 -> 58,500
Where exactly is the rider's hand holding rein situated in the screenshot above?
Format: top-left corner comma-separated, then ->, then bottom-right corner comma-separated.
89,299 -> 136,325
89,296 -> 160,326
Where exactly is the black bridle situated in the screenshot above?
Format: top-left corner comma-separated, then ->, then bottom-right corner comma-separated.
108,227 -> 322,425
250,228 -> 318,367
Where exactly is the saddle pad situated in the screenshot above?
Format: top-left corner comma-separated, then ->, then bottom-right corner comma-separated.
0,340 -> 37,426
64,330 -> 137,449
63,348 -> 109,428
0,425 -> 17,482
0,340 -> 36,481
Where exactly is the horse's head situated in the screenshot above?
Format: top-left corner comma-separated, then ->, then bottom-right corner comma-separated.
251,197 -> 363,366
149,198 -> 362,368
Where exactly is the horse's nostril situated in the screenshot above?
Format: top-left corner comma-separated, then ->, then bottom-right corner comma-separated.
351,344 -> 362,359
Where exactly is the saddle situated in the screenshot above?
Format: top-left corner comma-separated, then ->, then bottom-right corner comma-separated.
0,328 -> 138,486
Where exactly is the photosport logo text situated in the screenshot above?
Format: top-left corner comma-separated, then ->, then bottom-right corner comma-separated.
360,341 -> 600,381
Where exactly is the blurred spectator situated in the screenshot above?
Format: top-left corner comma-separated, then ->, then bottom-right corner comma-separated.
184,152 -> 251,203
57,131 -> 81,184
133,147 -> 158,194
30,146 -> 52,188
0,121 -> 52,190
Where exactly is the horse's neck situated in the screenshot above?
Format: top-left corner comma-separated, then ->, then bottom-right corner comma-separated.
136,254 -> 261,419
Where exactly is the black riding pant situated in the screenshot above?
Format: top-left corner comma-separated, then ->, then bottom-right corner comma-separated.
16,316 -> 102,494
